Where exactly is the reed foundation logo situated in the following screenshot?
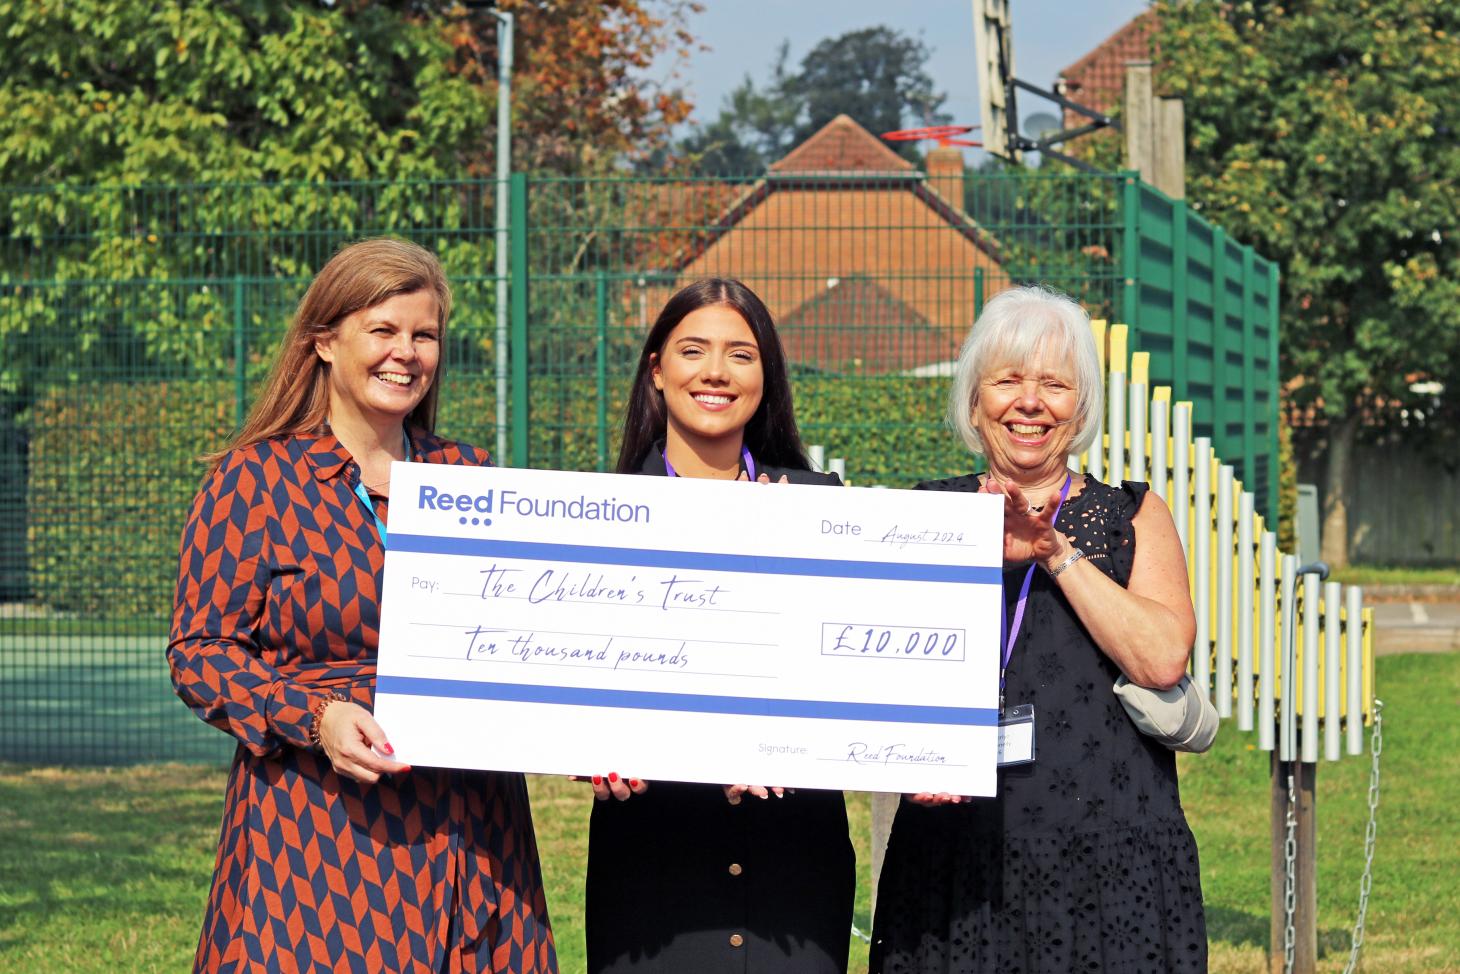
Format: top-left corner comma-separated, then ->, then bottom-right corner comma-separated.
417,484 -> 651,528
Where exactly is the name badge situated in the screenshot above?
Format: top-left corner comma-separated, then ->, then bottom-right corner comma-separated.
997,703 -> 1036,766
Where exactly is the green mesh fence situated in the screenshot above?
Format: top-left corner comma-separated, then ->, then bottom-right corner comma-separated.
0,170 -> 1278,765
0,180 -> 504,764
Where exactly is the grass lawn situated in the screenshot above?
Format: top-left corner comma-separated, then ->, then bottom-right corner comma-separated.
1331,565 -> 1460,588
1,652 -> 1455,973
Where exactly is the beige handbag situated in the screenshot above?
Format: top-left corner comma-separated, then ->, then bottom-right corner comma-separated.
1113,674 -> 1220,753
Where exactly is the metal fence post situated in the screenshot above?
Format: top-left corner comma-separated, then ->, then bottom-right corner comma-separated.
233,275 -> 247,430
1242,247 -> 1259,498
1121,172 -> 1141,337
1211,226 -> 1229,457
595,271 -> 609,472
1268,262 -> 1282,523
510,172 -> 530,468
1172,201 -> 1189,403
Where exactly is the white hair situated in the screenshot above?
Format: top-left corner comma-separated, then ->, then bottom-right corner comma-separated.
948,284 -> 1103,457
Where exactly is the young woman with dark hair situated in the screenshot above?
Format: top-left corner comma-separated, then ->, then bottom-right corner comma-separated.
585,277 -> 855,973
614,277 -> 813,477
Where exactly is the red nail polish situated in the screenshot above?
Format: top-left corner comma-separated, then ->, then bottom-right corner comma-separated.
382,742 -> 394,755
608,772 -> 619,783
629,778 -> 641,789
591,775 -> 603,786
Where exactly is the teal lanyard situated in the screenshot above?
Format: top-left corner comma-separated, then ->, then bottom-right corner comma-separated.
350,431 -> 412,547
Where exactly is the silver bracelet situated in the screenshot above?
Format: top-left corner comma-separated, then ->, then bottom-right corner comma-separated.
1046,548 -> 1085,577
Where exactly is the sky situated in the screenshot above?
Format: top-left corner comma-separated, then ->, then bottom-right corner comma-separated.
663,0 -> 1152,164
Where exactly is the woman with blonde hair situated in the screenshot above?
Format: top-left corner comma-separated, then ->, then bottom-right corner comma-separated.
870,284 -> 1205,973
169,238 -> 557,973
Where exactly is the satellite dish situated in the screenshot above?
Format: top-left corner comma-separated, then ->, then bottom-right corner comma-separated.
1024,112 -> 1061,141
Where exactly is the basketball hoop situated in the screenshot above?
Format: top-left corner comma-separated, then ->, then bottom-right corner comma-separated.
881,125 -> 982,148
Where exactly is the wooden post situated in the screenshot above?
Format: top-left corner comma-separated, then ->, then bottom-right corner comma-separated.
1155,96 -> 1186,199
1124,61 -> 1156,184
1270,755 -> 1318,973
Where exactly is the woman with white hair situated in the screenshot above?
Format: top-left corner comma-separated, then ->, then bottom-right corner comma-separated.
868,285 -> 1207,973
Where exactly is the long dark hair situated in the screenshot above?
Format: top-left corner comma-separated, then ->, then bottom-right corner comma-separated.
615,278 -> 811,474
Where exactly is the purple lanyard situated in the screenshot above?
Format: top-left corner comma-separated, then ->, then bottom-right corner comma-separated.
1000,473 -> 1073,706
663,445 -> 756,481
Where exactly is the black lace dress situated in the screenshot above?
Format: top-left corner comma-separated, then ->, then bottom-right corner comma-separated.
869,475 -> 1207,974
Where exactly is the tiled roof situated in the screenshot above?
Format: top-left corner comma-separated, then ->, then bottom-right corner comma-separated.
770,114 -> 915,173
1057,10 -> 1159,118
783,277 -> 929,329
779,277 -> 955,374
638,113 -> 1007,373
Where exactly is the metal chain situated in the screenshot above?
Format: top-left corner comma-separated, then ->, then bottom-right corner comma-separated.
1283,770 -> 1298,974
1341,698 -> 1385,974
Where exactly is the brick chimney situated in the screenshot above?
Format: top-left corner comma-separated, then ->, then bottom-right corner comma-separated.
925,146 -> 965,211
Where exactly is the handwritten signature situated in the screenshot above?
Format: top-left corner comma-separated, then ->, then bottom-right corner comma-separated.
845,742 -> 948,766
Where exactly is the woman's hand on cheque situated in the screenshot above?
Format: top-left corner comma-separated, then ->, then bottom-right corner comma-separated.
571,773 -> 650,801
907,792 -> 971,806
980,476 -> 1067,565
317,701 -> 412,784
723,784 -> 788,804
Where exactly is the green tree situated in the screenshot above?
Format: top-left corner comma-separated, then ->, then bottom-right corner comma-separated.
681,25 -> 949,175
788,26 -> 948,149
1157,0 -> 1460,568
0,1 -> 700,389
0,0 -> 698,185
446,0 -> 698,175
0,1 -> 490,186
0,1 -> 499,395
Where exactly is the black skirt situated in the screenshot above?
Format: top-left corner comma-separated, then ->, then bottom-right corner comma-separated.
586,781 -> 855,973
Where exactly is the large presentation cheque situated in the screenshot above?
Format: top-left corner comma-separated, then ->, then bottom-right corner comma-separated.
373,464 -> 1005,795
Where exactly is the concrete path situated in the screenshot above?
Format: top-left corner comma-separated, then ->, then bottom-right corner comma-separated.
1369,599 -> 1460,655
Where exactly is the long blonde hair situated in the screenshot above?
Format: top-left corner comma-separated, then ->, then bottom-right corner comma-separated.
208,238 -> 453,473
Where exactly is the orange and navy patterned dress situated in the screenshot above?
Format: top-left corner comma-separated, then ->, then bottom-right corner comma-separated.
169,428 -> 557,974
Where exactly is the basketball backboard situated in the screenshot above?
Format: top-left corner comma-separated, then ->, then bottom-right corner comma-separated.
971,0 -> 1018,162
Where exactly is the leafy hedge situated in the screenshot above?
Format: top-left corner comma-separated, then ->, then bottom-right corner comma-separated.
515,373 -> 970,487
26,374 -> 975,617
26,381 -> 237,619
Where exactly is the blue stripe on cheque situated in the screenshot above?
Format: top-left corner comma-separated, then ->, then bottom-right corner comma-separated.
377,675 -> 998,726
389,534 -> 1000,585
